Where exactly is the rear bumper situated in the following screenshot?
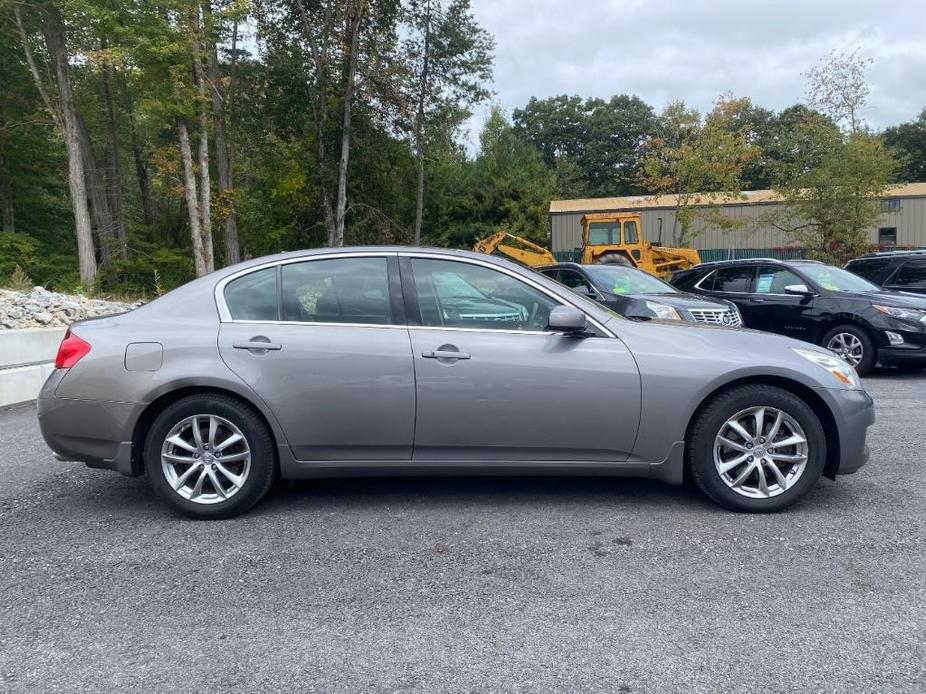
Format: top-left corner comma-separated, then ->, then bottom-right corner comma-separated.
37,369 -> 140,476
816,387 -> 875,476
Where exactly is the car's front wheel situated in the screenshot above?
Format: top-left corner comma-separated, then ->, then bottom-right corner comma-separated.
686,384 -> 827,512
822,324 -> 875,375
145,393 -> 276,519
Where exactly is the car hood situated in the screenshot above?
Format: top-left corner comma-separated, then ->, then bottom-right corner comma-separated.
606,318 -> 839,388
630,292 -> 734,310
831,289 -> 926,309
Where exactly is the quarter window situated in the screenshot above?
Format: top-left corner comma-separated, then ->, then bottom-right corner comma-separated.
410,258 -> 560,331
224,267 -> 278,321
281,257 -> 391,324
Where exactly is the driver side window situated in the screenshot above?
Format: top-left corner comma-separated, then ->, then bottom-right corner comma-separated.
409,258 -> 561,331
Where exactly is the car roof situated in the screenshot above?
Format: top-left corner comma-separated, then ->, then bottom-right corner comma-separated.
686,257 -> 824,272
849,249 -> 926,261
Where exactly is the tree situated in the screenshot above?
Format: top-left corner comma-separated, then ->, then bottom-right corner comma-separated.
804,49 -> 872,134
773,55 -> 898,264
773,123 -> 896,263
405,0 -> 493,244
638,96 -> 760,246
513,94 -> 656,197
12,2 -> 97,285
883,109 -> 926,182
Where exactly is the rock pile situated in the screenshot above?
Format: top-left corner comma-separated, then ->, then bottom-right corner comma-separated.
0,287 -> 140,329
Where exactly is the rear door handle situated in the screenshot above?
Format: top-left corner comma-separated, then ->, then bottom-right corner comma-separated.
233,340 -> 282,351
749,297 -> 765,303
422,350 -> 471,360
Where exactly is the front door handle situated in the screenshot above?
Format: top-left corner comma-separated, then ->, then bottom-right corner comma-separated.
422,350 -> 471,360
233,340 -> 282,351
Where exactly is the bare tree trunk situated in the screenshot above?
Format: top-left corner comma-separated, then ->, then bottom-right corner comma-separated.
27,6 -> 97,285
412,0 -> 432,245
101,53 -> 127,260
295,0 -> 336,244
177,116 -> 207,277
0,164 -> 13,233
75,115 -> 115,267
203,1 -> 239,266
333,1 -> 366,247
191,6 -> 214,272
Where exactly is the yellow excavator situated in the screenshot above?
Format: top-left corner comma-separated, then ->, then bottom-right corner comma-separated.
473,212 -> 700,280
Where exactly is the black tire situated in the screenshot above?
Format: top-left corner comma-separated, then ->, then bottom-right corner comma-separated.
596,253 -> 632,266
144,393 -> 276,519
821,323 -> 875,375
685,384 -> 827,512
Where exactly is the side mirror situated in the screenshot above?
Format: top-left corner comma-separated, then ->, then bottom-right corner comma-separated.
548,306 -> 588,333
784,284 -> 814,296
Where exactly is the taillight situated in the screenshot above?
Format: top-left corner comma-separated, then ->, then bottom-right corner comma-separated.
55,329 -> 91,368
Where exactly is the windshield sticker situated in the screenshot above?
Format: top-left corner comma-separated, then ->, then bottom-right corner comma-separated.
817,272 -> 838,290
756,274 -> 773,293
611,277 -> 631,295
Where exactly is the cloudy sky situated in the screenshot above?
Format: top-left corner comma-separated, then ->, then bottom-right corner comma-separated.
466,0 -> 926,141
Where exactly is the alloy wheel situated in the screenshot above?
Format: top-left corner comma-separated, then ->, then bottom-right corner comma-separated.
160,414 -> 251,505
826,332 -> 864,367
713,406 -> 809,499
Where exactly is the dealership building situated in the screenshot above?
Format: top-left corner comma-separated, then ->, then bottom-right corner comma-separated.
549,182 -> 926,262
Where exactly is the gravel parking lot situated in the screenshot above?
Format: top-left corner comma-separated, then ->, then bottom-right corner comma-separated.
1,372 -> 924,693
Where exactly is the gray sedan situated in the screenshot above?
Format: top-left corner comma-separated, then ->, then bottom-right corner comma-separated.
38,247 -> 874,519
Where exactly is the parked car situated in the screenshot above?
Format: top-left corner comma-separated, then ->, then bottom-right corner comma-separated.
537,262 -> 742,325
845,250 -> 926,295
671,258 -> 926,374
39,248 -> 873,519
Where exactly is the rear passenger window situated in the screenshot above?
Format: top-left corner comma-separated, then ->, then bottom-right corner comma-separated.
281,257 -> 391,324
712,266 -> 755,293
893,260 -> 926,289
224,267 -> 278,321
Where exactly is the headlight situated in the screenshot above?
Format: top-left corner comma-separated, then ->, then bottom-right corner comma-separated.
872,304 -> 926,324
793,348 -> 862,389
645,301 -> 682,320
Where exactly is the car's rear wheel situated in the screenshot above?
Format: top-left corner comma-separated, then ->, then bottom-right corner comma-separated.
686,384 -> 826,512
145,393 -> 276,519
822,324 -> 875,375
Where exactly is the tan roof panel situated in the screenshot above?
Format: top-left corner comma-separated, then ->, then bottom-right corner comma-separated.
549,182 -> 926,213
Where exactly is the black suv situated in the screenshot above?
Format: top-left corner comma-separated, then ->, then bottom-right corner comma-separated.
671,258 -> 926,374
537,262 -> 742,325
845,250 -> 926,295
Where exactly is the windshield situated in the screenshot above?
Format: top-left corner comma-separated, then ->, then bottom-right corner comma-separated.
431,271 -> 487,299
585,265 -> 677,295
799,265 -> 880,292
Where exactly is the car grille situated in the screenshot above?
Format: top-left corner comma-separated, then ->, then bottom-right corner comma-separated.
688,308 -> 742,327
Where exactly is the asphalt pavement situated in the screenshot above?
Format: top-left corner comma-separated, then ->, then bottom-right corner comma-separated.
1,372 -> 924,693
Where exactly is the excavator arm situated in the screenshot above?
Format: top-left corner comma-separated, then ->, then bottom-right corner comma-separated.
472,231 -> 557,267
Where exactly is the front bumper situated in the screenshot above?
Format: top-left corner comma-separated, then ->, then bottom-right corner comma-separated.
877,344 -> 926,366
815,386 -> 875,476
